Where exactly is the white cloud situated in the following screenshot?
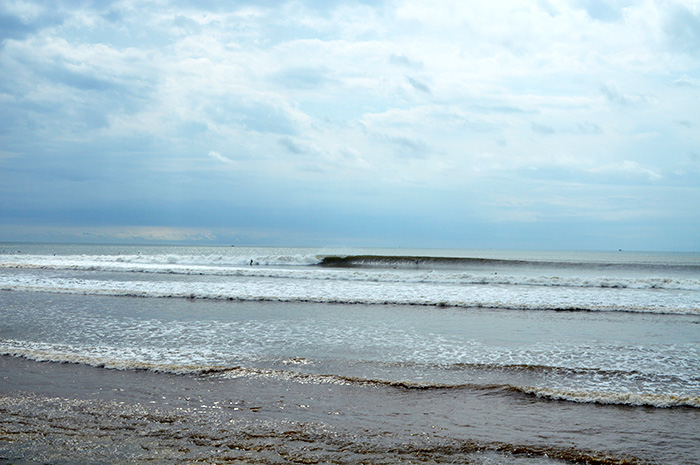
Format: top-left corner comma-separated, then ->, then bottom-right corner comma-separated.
207,151 -> 236,165
673,76 -> 700,87
1,0 -> 698,250
589,160 -> 663,181
1,0 -> 45,21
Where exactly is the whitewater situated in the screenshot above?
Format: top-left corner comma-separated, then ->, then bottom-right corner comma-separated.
1,245 -> 699,313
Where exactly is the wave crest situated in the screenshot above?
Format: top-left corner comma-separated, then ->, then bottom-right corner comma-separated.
3,254 -> 699,292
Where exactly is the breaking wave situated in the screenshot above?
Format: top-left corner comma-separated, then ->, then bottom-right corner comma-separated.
2,253 -> 699,292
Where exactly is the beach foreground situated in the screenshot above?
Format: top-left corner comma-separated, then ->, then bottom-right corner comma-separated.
1,352 -> 691,465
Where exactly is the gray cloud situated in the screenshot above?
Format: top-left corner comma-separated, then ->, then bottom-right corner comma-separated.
278,137 -> 305,154
673,76 -> 700,87
46,63 -> 125,92
204,99 -> 298,135
577,122 -> 603,134
273,66 -> 334,90
599,84 -> 652,106
600,84 -> 631,105
389,53 -> 422,68
0,13 -> 36,41
0,11 -> 64,42
406,76 -> 430,93
385,135 -> 430,159
665,4 -> 700,56
531,123 -> 556,135
577,0 -> 628,22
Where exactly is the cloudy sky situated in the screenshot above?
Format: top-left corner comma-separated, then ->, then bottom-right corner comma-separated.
1,0 -> 699,250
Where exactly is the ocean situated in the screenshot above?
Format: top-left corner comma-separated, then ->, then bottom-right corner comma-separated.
1,243 -> 699,464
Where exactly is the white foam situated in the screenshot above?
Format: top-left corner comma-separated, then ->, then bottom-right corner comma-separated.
520,385 -> 700,408
0,339 -> 228,375
4,339 -> 697,409
1,252 -> 323,270
1,271 -> 698,315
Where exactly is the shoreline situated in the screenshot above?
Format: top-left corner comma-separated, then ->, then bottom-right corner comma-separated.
1,355 -> 691,465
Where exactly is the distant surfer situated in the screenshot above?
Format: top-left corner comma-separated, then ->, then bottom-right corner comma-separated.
250,259 -> 253,266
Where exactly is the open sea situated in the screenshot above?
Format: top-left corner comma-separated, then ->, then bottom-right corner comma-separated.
1,243 -> 699,464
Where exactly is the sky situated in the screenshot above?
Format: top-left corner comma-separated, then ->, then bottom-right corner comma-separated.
1,0 -> 699,251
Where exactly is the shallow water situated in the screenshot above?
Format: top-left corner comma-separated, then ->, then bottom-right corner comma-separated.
2,352 -> 695,465
1,294 -> 699,464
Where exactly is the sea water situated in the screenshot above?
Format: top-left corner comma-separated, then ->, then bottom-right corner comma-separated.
1,243 -> 699,464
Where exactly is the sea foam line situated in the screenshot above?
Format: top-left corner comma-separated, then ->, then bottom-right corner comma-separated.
1,273 -> 697,315
3,341 -> 697,409
0,340 -> 229,376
